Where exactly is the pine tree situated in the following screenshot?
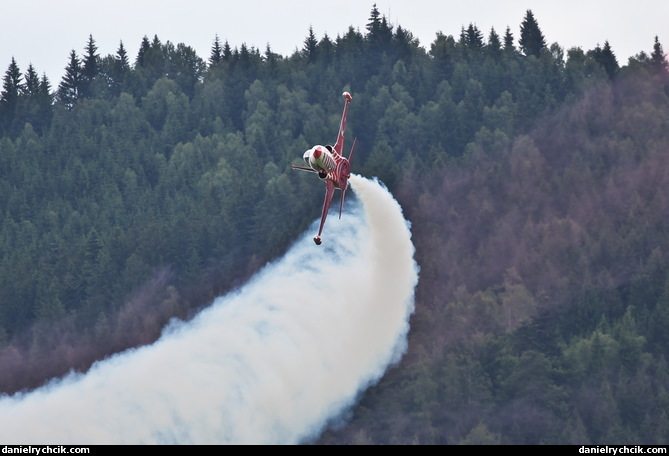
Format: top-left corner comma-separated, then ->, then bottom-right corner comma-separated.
1,58 -> 23,106
24,64 -> 40,96
430,32 -> 457,81
57,50 -> 82,109
487,27 -> 503,59
394,25 -> 417,62
318,33 -> 335,66
504,26 -> 516,54
460,23 -> 484,58
116,41 -> 130,71
0,58 -> 23,133
136,36 -> 151,67
39,73 -> 51,96
601,41 -> 619,79
466,24 -> 484,50
366,4 -> 392,52
209,35 -> 223,66
222,40 -> 232,61
82,35 -> 99,81
519,10 -> 546,58
81,35 -> 100,98
303,26 -> 319,63
37,73 -> 54,125
109,41 -> 130,96
366,3 -> 381,35
589,41 -> 619,79
650,36 -> 668,74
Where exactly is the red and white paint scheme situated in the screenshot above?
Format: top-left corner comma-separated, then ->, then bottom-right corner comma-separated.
292,92 -> 356,245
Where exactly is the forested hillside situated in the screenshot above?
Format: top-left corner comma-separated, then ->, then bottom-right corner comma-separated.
1,5 -> 669,444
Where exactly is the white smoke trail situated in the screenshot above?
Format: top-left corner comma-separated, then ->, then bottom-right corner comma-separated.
0,175 -> 418,444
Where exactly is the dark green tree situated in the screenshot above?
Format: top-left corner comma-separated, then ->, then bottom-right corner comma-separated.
11,64 -> 52,134
1,58 -> 23,111
0,58 -> 23,135
318,33 -> 335,66
110,41 -> 130,95
589,41 -> 619,79
23,64 -> 40,96
0,57 -> 23,106
81,34 -> 100,97
133,35 -> 167,95
57,50 -> 83,109
209,35 -> 223,66
519,10 -> 546,58
504,26 -> 516,54
36,73 -> 54,128
366,4 -> 393,47
430,32 -> 457,81
165,42 -> 205,98
135,35 -> 151,67
393,25 -> 418,63
116,41 -> 130,70
460,23 -> 484,57
486,27 -> 503,59
650,35 -> 668,74
303,26 -> 319,63
366,3 -> 382,35
222,40 -> 233,61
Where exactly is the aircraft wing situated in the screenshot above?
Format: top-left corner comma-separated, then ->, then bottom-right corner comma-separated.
291,165 -> 316,173
333,92 -> 352,156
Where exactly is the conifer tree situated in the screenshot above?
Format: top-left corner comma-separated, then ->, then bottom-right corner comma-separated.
366,3 -> 392,52
589,41 -> 619,79
19,69 -> 53,133
394,25 -> 417,61
36,73 -> 52,110
650,36 -> 668,74
460,23 -> 484,59
209,35 -> 223,66
504,26 -> 516,54
366,3 -> 381,35
519,10 -> 546,58
24,64 -> 40,96
136,36 -> 151,67
487,27 -> 502,58
303,26 -> 319,63
1,58 -> 23,106
1,57 -> 23,132
82,35 -> 99,81
263,44 -> 279,74
601,41 -> 619,78
318,34 -> 335,65
222,40 -> 232,61
57,50 -> 83,109
39,73 -> 51,95
81,35 -> 100,98
116,41 -> 130,71
109,41 -> 130,95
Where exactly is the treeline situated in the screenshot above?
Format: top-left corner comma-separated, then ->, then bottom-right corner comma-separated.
1,4 -> 669,443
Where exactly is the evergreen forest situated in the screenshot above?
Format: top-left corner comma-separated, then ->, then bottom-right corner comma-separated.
2,5 -> 669,444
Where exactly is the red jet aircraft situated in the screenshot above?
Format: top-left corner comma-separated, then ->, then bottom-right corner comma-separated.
292,92 -> 356,245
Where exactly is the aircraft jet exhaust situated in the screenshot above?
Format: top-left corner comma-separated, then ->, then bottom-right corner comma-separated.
0,175 -> 418,444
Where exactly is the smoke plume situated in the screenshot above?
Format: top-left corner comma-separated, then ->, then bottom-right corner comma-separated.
0,175 -> 418,444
